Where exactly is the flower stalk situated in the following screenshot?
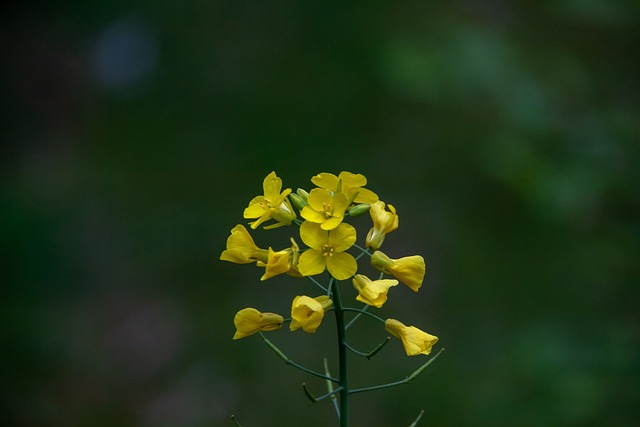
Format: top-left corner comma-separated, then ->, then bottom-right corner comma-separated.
330,279 -> 350,427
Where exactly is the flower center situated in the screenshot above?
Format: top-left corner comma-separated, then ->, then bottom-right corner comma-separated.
322,202 -> 333,218
322,244 -> 334,257
260,198 -> 274,210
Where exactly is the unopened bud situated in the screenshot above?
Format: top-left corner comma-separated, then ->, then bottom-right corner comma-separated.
289,193 -> 307,211
347,203 -> 370,217
296,188 -> 309,201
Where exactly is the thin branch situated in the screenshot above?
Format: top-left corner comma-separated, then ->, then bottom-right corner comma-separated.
344,337 -> 390,359
409,410 -> 425,427
306,275 -> 328,293
345,304 -> 369,330
324,358 -> 340,417
341,307 -> 386,324
349,348 -> 445,395
258,332 -> 339,383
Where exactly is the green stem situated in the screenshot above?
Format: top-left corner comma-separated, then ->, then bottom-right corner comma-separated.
330,278 -> 349,427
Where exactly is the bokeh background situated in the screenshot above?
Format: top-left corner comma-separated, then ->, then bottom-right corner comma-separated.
2,1 -> 639,426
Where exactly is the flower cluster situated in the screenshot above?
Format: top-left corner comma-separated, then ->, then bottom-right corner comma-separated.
221,171 -> 439,356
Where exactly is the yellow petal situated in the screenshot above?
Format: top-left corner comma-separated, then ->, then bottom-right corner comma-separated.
384,318 -> 438,356
233,308 -> 283,339
301,206 -> 328,223
353,187 -> 379,204
311,172 -> 339,190
290,295 -> 325,333
352,275 -> 398,308
262,171 -> 283,201
220,224 -> 264,264
243,198 -> 266,219
299,221 -> 327,250
326,252 -> 357,280
297,249 -> 326,276
402,326 -> 438,356
338,171 -> 367,188
389,255 -> 426,292
307,188 -> 333,211
321,216 -> 344,230
330,192 -> 350,213
327,222 -> 357,252
260,248 -> 291,281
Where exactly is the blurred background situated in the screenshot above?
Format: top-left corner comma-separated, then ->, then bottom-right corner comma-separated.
2,1 -> 639,426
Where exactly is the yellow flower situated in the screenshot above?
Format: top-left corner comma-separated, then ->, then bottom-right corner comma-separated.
365,201 -> 399,250
220,224 -> 268,264
352,274 -> 398,308
290,295 -> 333,333
300,188 -> 349,230
371,251 -> 425,292
233,308 -> 284,339
257,238 -> 304,281
297,221 -> 357,280
243,171 -> 296,229
385,318 -> 438,356
311,171 -> 379,204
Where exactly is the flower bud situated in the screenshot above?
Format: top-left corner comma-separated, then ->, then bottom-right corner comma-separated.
352,274 -> 398,308
347,203 -> 371,217
385,318 -> 438,356
371,251 -> 426,292
290,295 -> 333,333
296,188 -> 309,201
288,192 -> 308,211
233,308 -> 284,339
269,199 -> 297,228
220,224 -> 269,264
370,250 -> 394,272
365,201 -> 398,250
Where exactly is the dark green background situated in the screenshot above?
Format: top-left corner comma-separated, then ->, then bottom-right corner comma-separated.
2,1 -> 639,426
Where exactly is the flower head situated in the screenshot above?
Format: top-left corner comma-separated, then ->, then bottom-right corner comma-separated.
385,318 -> 438,356
366,201 -> 399,250
311,171 -> 379,205
290,295 -> 333,333
233,308 -> 284,339
352,274 -> 398,308
300,188 -> 349,230
297,221 -> 357,280
243,171 -> 296,229
220,224 -> 268,264
257,238 -> 303,280
371,251 -> 425,292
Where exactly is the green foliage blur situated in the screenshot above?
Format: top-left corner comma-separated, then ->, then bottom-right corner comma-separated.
2,1 -> 638,426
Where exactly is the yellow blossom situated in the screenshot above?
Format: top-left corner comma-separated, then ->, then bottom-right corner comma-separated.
220,224 -> 268,264
297,221 -> 357,280
311,171 -> 379,204
385,318 -> 438,356
290,295 -> 333,333
371,251 -> 425,292
352,274 -> 398,308
233,308 -> 284,339
365,201 -> 399,250
243,171 -> 296,229
257,238 -> 304,281
300,188 -> 349,230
